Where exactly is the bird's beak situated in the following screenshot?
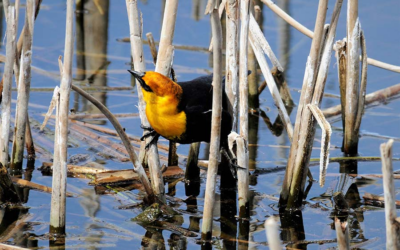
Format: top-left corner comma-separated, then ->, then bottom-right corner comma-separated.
128,70 -> 152,92
128,70 -> 145,79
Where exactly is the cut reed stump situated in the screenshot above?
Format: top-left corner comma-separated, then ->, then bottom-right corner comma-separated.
381,139 -> 400,249
49,0 -> 73,235
201,3 -> 223,241
0,6 -> 17,169
265,217 -> 283,250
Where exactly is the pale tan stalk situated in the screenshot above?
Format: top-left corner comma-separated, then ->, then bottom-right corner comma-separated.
237,0 -> 251,220
201,7 -> 222,241
381,139 -> 400,249
225,0 -> 239,131
146,32 -> 158,64
343,0 -> 360,155
126,0 -> 165,202
49,0 -> 73,234
261,0 -> 400,73
155,0 -> 178,74
10,0 -> 35,170
280,0 -> 328,209
1,6 -> 17,168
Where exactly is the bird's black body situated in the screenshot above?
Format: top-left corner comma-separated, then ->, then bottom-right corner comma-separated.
175,74 -> 232,145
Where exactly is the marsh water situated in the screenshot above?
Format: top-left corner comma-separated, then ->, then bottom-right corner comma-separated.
1,0 -> 400,249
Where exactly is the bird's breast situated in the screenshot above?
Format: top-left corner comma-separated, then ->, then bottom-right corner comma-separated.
145,95 -> 187,140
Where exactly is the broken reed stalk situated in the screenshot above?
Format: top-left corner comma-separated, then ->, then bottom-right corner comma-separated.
126,0 -> 165,203
238,0 -> 250,218
265,217 -> 283,250
71,85 -> 154,198
381,139 -> 400,249
260,0 -> 400,73
249,33 -> 293,140
146,32 -> 158,65
49,0 -> 73,235
279,0 -> 329,209
201,7 -> 222,241
249,12 -> 283,72
343,0 -> 360,155
323,82 -> 400,118
0,6 -> 17,168
225,0 -> 239,132
334,217 -> 350,250
10,0 -> 35,171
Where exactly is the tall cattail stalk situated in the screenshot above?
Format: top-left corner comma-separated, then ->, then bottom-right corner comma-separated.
49,0 -> 74,235
1,6 -> 17,168
381,139 -> 400,249
0,7 -> 20,204
343,0 -> 360,155
10,0 -> 36,171
237,0 -> 251,218
225,0 -> 239,131
201,5 -> 222,241
126,0 -> 166,203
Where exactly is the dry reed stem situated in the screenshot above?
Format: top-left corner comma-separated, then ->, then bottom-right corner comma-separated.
49,0 -> 73,234
334,217 -> 350,250
155,0 -> 178,73
229,132 -> 249,217
280,0 -> 328,208
261,0 -> 400,73
0,6 -> 17,168
225,0 -> 239,132
323,82 -> 400,118
308,104 -> 331,187
343,3 -> 361,155
10,0 -> 35,170
201,8 -> 222,241
249,13 -> 283,72
239,0 -> 250,140
354,31 -> 367,134
381,139 -> 400,249
238,0 -> 250,220
146,32 -> 158,64
71,84 -> 154,198
249,34 -> 293,140
40,87 -> 60,131
265,217 -> 283,250
208,0 -> 226,51
126,0 -> 165,202
335,40 -> 347,129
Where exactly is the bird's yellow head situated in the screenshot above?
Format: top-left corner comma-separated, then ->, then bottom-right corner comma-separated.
128,70 -> 182,98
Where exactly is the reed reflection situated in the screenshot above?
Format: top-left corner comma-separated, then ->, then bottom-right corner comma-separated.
75,0 -> 110,116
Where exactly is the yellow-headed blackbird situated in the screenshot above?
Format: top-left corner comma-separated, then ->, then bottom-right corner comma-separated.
128,70 -> 233,148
